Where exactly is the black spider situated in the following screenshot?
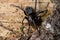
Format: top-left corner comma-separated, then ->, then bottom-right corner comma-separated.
22,6 -> 42,28
10,4 -> 48,33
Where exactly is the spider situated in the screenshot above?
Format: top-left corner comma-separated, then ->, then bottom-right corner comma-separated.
10,4 -> 48,34
22,6 -> 42,30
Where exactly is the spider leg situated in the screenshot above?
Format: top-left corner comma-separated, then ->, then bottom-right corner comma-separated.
22,16 -> 28,26
36,16 -> 42,34
22,16 -> 31,34
27,19 -> 31,34
21,16 -> 28,33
